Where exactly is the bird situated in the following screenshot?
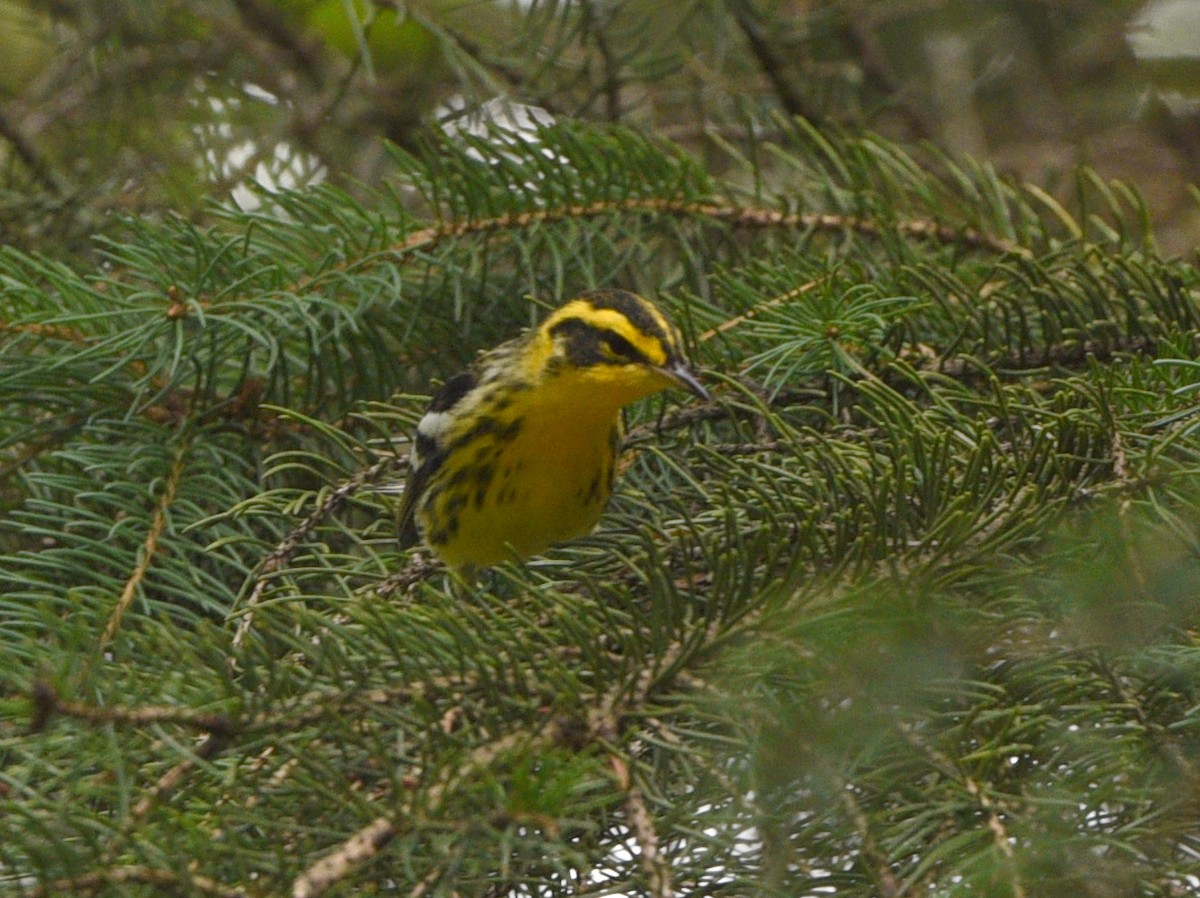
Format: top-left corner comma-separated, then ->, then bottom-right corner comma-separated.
394,289 -> 708,571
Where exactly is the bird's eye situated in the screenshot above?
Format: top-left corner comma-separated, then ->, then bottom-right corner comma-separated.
602,332 -> 638,360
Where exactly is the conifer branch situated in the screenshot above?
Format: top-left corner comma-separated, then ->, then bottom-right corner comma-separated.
622,782 -> 674,898
232,453 -> 405,649
29,681 -> 234,735
22,865 -> 248,898
840,786 -> 900,898
192,198 -> 1026,312
97,436 -> 191,653
5,118 -> 1199,898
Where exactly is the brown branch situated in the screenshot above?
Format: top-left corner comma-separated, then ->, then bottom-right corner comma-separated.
963,776 -> 1027,898
892,718 -> 1027,898
840,786 -> 900,898
622,783 -> 674,898
373,551 -> 443,598
292,727 -> 542,898
129,732 -> 231,820
97,437 -> 190,652
292,816 -> 398,898
698,278 -> 822,342
232,452 -> 405,650
23,864 -> 247,898
290,610 -> 743,897
29,681 -> 234,735
255,197 -> 1025,305
382,199 -> 1027,260
80,731 -> 233,876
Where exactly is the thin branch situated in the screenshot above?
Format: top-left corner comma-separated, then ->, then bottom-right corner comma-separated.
622,783 -> 674,898
582,2 -> 623,121
371,199 -> 1029,264
231,0 -> 325,87
0,103 -> 65,195
29,681 -> 234,735
0,414 -> 86,486
23,865 -> 248,898
75,732 -> 233,879
840,7 -> 932,138
128,732 -> 231,821
292,816 -> 398,898
289,612 -> 743,898
292,727 -> 544,898
963,776 -> 1027,898
698,278 -> 822,342
726,0 -> 818,121
840,786 -> 900,898
97,436 -> 191,652
1095,655 -> 1200,786
892,718 -> 1027,898
176,198 -> 1023,313
916,333 -> 1160,378
373,551 -> 442,598
232,452 -> 404,650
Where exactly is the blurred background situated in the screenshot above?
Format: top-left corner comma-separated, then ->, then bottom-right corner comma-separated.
1,0 -> 1198,259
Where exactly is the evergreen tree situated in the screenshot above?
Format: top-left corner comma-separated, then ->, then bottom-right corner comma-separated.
3,3 -> 1200,897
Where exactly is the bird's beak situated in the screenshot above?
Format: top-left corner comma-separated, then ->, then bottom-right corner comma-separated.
661,359 -> 709,401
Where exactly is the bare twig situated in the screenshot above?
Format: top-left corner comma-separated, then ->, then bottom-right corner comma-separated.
231,0 -> 325,86
583,2 -> 623,121
726,0 -> 817,121
0,103 -> 65,194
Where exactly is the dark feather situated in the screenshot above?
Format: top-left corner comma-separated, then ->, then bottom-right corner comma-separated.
396,369 -> 479,548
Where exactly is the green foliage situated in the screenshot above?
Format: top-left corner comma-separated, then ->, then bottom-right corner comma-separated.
3,122 -> 1200,897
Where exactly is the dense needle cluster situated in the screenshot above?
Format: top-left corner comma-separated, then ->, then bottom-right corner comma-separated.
395,289 -> 708,569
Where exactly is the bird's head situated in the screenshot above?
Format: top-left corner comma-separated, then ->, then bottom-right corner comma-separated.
538,289 -> 708,407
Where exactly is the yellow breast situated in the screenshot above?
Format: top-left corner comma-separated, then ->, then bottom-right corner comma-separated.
418,388 -> 622,568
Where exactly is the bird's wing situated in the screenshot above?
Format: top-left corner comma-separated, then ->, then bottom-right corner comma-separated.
396,369 -> 478,548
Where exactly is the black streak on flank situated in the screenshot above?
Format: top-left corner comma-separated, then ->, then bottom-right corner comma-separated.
583,471 -> 602,505
448,415 -> 524,453
472,464 -> 496,509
